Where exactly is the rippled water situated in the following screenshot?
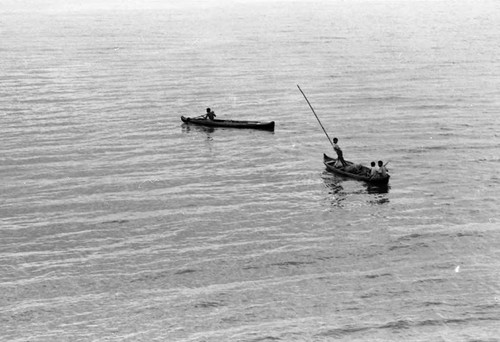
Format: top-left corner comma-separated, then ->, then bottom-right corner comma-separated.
1,0 -> 500,341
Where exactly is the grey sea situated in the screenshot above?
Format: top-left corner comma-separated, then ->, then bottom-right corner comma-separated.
1,0 -> 500,341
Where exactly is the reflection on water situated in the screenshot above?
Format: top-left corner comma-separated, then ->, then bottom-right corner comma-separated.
181,123 -> 215,134
321,171 -> 347,207
365,183 -> 390,204
321,171 -> 343,191
369,196 -> 390,205
321,171 -> 390,207
365,183 -> 390,195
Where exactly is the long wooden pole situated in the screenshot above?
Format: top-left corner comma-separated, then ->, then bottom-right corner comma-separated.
297,84 -> 334,148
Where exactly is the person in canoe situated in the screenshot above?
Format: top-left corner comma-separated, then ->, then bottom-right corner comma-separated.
332,137 -> 347,167
204,108 -> 216,120
377,160 -> 389,177
368,161 -> 378,177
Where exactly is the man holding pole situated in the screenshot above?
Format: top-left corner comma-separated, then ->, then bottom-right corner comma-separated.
296,85 -> 347,168
333,137 -> 347,167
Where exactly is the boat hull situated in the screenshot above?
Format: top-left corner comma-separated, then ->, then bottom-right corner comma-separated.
181,116 -> 275,131
323,153 -> 390,185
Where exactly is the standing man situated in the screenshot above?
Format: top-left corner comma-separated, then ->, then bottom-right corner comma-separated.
333,137 -> 347,167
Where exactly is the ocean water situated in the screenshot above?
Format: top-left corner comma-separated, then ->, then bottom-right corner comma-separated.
1,0 -> 500,341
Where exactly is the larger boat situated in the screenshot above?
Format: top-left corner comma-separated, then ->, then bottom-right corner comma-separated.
181,116 -> 275,131
323,153 -> 390,185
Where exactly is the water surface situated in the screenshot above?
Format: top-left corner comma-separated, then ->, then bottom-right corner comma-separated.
1,0 -> 500,341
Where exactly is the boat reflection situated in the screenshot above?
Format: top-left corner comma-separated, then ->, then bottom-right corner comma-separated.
365,183 -> 390,195
364,182 -> 390,205
181,123 -> 215,134
321,172 -> 348,207
321,171 -> 390,207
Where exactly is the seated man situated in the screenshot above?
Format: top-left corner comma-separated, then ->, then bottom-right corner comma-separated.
205,107 -> 216,120
377,160 -> 388,177
368,161 -> 378,177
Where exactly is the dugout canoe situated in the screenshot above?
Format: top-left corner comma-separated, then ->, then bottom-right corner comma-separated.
323,153 -> 390,185
181,116 -> 275,131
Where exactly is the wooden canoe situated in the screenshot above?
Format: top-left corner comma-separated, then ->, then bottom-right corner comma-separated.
181,116 -> 275,131
323,153 -> 390,185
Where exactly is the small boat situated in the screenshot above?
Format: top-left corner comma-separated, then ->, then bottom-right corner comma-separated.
323,153 -> 390,185
181,116 -> 275,131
